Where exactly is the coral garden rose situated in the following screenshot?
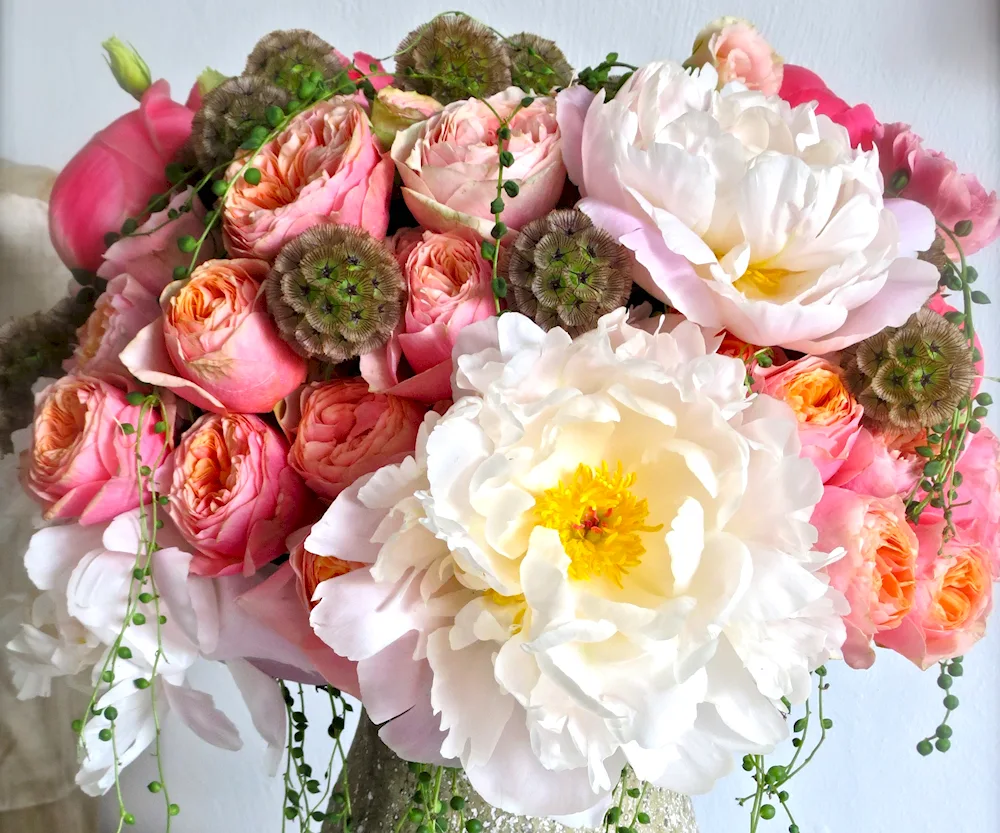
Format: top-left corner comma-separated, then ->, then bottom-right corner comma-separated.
121,258 -> 307,414
23,374 -> 167,525
289,525 -> 365,610
779,65 -> 878,150
167,413 -> 311,577
283,378 -> 426,501
557,61 -> 939,353
756,356 -> 863,482
49,80 -> 195,274
874,122 -> 1000,258
813,487 -> 918,669
361,228 -> 495,402
686,16 -> 784,95
371,86 -> 443,149
65,273 -> 161,384
876,524 -> 993,669
391,88 -> 565,238
222,97 -> 394,261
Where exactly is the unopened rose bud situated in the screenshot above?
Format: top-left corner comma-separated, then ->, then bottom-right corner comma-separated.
102,36 -> 151,101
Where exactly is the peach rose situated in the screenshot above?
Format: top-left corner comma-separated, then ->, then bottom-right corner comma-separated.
222,97 -> 394,261
65,273 -> 161,385
687,17 -> 784,95
282,379 -> 425,501
391,88 -> 565,238
756,356 -> 863,482
814,486 -> 918,669
361,228 -> 495,402
122,258 -> 307,414
289,526 -> 365,610
876,524 -> 993,669
168,413 -> 312,577
371,86 -> 443,149
22,375 -> 167,525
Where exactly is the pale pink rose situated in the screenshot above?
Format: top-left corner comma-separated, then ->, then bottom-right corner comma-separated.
121,258 -> 307,414
334,49 -> 393,91
687,17 -> 784,95
65,274 -> 161,384
391,88 -> 565,238
49,80 -> 195,274
371,86 -> 443,149
22,375 -> 168,525
283,378 -> 425,500
814,487 -> 919,669
222,97 -> 393,261
875,524 -> 993,669
829,427 -> 921,499
97,188 -> 219,295
875,122 -> 1000,257
167,413 -> 312,577
755,356 -> 863,482
361,229 -> 495,402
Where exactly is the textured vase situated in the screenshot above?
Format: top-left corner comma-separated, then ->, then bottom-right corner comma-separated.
325,715 -> 698,833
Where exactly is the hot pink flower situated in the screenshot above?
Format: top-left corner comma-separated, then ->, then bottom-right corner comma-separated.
755,356 -> 863,482
875,122 -> 1000,257
361,229 -> 495,402
97,188 -> 218,295
22,375 -> 167,525
334,49 -> 393,91
687,17 -> 784,95
779,65 -> 878,149
49,80 -> 195,274
391,88 -> 565,239
65,273 -> 161,385
875,524 -> 993,669
121,258 -> 307,414
167,413 -> 312,577
282,378 -> 425,501
814,487 -> 918,669
222,97 -> 393,261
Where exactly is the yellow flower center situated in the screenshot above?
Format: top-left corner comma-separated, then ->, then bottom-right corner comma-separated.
734,265 -> 791,299
535,462 -> 662,587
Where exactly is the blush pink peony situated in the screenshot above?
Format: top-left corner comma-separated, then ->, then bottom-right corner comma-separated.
391,88 -> 565,239
361,229 -> 495,402
167,413 -> 312,577
121,258 -> 307,414
686,17 -> 784,94
22,375 -> 168,525
222,97 -> 394,261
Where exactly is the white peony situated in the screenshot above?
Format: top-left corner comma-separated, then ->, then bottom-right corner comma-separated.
310,310 -> 847,819
556,62 -> 939,353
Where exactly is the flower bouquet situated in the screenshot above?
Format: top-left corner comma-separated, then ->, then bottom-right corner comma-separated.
4,11 -> 999,833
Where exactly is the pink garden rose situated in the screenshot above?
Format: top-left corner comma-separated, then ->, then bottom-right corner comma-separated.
65,273 -> 161,384
874,122 -> 1000,257
779,65 -> 878,149
686,17 -> 783,95
371,86 -> 443,149
829,426 -> 922,499
391,88 -> 565,239
756,356 -> 863,482
97,188 -> 218,295
814,487 -> 918,669
222,97 -> 393,261
22,375 -> 167,525
875,524 -> 993,669
167,413 -> 312,577
282,378 -> 426,500
121,258 -> 307,414
361,229 -> 495,402
50,80 -> 195,273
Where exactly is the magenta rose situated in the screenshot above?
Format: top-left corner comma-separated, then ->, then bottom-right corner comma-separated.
391,88 -> 565,238
282,378 -> 425,500
167,413 -> 312,576
49,80 -> 195,274
779,65 -> 878,149
22,375 -> 167,525
361,228 -> 495,402
222,97 -> 394,261
874,122 -> 1000,257
121,258 -> 307,414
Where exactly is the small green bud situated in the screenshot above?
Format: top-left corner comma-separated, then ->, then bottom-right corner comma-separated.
123,812 -> 136,826
177,235 -> 198,253
605,807 -> 621,824
793,718 -> 806,733
965,266 -> 978,283
971,290 -> 991,304
503,180 -> 520,198
418,771 -> 432,784
821,718 -> 833,730
101,670 -> 114,683
923,460 -> 944,477
975,392 -> 993,406
298,79 -> 318,100
490,196 -> 505,215
627,787 -> 641,798
139,592 -> 154,604
121,423 -> 136,435
102,37 -> 152,101
760,804 -> 776,820
742,757 -> 755,771
917,739 -> 933,756
789,826 -> 800,833
98,728 -> 113,742
121,217 -> 138,235
815,665 -> 827,677
71,719 -> 84,733
792,738 -> 803,748
165,162 -> 186,185
211,179 -> 228,197
756,353 -> 774,368
766,765 -> 786,782
954,219 -> 973,237
148,781 -> 163,793
520,96 -> 535,107
284,807 -> 298,820
949,662 -> 964,677
172,265 -> 189,281
408,808 -> 425,823
492,276 -> 508,299
937,673 -> 953,689
266,104 -> 285,127
480,240 -> 497,261
465,821 -> 483,833
636,812 -> 650,825
126,391 -> 146,406
936,724 -> 953,739
499,150 -> 515,167
158,615 -> 167,625
889,170 -> 910,192
139,465 -> 151,477
935,737 -> 951,752
168,804 -> 180,817
117,646 -> 133,660
244,167 -> 262,186
491,222 -> 508,240
778,791 -> 790,803
944,694 -> 960,710
104,231 -> 121,248
969,420 -> 982,434
498,125 -> 512,140
132,612 -> 147,626
134,678 -> 150,690
450,796 -> 466,811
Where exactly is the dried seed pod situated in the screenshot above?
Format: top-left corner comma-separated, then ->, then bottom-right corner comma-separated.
506,32 -> 573,93
265,224 -> 405,363
244,29 -> 344,92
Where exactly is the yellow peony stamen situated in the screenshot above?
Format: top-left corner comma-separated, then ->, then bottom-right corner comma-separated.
734,264 -> 792,298
535,462 -> 662,587
483,590 -> 527,634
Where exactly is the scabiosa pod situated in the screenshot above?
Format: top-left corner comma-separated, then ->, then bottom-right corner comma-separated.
506,33 -> 574,93
243,29 -> 346,93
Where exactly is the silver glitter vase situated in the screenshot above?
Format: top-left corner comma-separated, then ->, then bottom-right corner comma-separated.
326,715 -> 698,833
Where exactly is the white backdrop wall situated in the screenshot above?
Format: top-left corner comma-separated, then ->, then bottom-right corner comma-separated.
1,2 -> 998,832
